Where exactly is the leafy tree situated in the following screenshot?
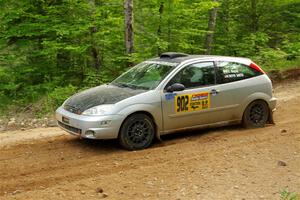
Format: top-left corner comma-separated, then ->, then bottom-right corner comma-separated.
0,0 -> 299,116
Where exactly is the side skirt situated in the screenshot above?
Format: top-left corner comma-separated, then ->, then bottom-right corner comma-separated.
159,119 -> 241,136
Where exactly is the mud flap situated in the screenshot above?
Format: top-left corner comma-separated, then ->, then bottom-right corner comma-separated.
268,108 -> 275,124
156,132 -> 162,142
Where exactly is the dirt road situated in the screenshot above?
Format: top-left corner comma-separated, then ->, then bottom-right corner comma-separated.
1,81 -> 300,200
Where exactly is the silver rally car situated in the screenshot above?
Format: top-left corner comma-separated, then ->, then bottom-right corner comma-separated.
56,52 -> 277,150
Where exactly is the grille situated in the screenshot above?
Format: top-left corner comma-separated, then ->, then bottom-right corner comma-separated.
64,104 -> 82,114
58,121 -> 82,135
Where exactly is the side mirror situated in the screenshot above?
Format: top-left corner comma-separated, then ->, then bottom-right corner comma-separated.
166,83 -> 185,93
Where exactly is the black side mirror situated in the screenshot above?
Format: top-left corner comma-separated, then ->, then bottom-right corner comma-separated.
166,83 -> 185,93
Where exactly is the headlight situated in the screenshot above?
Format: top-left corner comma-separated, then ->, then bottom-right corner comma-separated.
82,105 -> 114,116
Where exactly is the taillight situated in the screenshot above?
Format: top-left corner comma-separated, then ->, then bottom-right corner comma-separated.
250,62 -> 265,74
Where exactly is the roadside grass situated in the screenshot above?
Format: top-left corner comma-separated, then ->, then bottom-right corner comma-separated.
280,188 -> 300,200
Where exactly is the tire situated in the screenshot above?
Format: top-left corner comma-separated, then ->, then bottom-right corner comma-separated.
118,113 -> 155,150
243,100 -> 269,128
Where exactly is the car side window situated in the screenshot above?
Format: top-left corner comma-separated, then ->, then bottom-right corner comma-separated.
166,62 -> 215,89
216,61 -> 259,84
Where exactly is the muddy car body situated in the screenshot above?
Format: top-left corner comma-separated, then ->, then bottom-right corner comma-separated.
56,52 -> 277,150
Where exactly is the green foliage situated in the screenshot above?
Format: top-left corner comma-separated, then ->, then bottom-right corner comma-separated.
44,85 -> 77,114
0,0 -> 299,117
259,57 -> 300,71
280,188 -> 300,200
253,48 -> 288,67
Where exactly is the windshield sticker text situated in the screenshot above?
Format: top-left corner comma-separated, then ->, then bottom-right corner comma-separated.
224,73 -> 244,79
144,61 -> 178,67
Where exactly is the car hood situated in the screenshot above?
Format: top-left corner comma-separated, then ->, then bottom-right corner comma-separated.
64,84 -> 146,114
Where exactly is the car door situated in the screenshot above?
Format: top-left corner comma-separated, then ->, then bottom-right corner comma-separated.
161,61 -> 222,132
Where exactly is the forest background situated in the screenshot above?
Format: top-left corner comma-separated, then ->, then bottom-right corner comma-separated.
0,0 -> 299,117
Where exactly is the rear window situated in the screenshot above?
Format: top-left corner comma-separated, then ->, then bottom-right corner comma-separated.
216,61 -> 262,84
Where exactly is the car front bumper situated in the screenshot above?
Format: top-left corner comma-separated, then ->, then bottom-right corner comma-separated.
55,106 -> 125,139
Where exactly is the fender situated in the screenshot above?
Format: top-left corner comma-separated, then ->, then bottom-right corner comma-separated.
117,103 -> 163,139
239,92 -> 272,119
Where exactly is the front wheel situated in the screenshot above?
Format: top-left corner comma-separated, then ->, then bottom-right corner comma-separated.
243,100 -> 269,128
118,114 -> 155,150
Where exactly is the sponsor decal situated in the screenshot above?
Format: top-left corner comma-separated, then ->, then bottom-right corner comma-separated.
165,93 -> 177,100
175,92 -> 210,113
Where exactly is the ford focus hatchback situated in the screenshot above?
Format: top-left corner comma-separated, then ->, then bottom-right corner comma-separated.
56,52 -> 277,150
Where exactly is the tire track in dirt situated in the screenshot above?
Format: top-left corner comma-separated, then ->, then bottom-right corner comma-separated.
1,118 -> 299,196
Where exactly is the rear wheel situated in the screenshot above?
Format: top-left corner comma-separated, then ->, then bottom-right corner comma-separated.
243,100 -> 269,128
118,113 -> 155,150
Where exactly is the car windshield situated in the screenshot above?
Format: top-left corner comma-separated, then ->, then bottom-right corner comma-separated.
111,62 -> 177,90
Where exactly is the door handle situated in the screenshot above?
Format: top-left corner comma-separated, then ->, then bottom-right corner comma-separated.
210,89 -> 220,95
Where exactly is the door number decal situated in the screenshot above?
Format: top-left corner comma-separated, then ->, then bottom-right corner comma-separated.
175,92 -> 210,113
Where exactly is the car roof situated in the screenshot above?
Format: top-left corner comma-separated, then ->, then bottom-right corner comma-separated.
150,53 -> 252,65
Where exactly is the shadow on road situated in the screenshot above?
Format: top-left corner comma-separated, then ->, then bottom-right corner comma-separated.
57,124 -> 243,152
154,124 -> 243,148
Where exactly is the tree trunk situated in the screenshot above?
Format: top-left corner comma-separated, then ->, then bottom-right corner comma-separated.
250,0 -> 259,32
89,0 -> 101,70
91,46 -> 101,71
204,0 -> 218,55
124,0 -> 134,54
167,0 -> 172,51
157,1 -> 164,55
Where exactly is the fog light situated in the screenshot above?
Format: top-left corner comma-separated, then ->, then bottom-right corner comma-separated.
100,120 -> 111,126
85,130 -> 95,137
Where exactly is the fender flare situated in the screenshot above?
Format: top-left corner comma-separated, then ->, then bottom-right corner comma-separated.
117,104 -> 163,139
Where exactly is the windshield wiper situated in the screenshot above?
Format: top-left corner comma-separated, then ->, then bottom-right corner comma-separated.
127,84 -> 149,90
111,82 -> 130,88
112,82 -> 148,90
